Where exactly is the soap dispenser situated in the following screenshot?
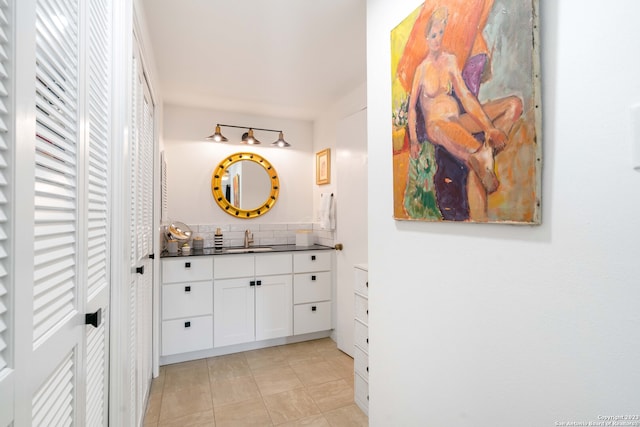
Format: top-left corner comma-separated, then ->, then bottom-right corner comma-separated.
214,228 -> 223,250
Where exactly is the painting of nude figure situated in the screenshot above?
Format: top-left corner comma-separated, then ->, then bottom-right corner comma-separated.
391,0 -> 541,223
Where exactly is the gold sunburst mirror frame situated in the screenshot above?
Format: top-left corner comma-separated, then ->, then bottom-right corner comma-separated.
211,152 -> 280,218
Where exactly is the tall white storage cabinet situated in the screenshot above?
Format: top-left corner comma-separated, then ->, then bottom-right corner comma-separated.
354,264 -> 369,415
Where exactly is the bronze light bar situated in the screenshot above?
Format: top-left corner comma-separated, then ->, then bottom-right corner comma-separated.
206,124 -> 291,147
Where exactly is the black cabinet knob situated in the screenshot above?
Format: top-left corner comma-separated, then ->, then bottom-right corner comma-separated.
185,286 -> 191,293
184,321 -> 191,328
185,262 -> 191,268
85,308 -> 102,328
311,275 -> 316,281
311,255 -> 316,261
136,265 -> 144,275
311,306 -> 317,311
257,280 -> 262,286
366,281 -> 368,287
250,280 -> 256,286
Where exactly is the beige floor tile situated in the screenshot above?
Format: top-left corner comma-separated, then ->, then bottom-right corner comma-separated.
160,383 -> 212,421
323,404 -> 368,427
309,338 -> 338,352
164,358 -> 208,373
158,409 -> 216,427
214,397 -> 273,427
208,354 -> 252,381
245,346 -> 288,371
144,391 -> 163,425
263,389 -> 321,425
278,414 -> 331,427
324,357 -> 355,383
211,375 -> 261,407
290,360 -> 341,386
305,379 -> 354,412
279,342 -> 321,364
149,373 -> 165,396
164,365 -> 210,392
253,365 -> 304,396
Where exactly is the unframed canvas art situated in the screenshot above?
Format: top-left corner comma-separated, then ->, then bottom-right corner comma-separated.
391,0 -> 541,223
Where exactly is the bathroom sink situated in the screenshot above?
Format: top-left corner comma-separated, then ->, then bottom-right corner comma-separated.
223,247 -> 274,254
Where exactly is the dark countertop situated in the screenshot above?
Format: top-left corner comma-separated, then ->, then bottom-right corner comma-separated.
160,244 -> 334,258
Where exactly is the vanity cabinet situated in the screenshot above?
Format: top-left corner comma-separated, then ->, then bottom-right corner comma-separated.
293,251 -> 332,335
161,258 -> 214,356
353,264 -> 369,415
213,253 -> 293,348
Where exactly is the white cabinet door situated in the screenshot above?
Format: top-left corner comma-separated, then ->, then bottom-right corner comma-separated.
255,274 -> 293,341
214,277 -> 255,347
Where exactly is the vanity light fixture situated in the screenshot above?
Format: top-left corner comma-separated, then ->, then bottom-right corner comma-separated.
206,124 -> 292,147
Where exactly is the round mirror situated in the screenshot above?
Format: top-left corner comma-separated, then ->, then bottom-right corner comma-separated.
211,152 -> 279,218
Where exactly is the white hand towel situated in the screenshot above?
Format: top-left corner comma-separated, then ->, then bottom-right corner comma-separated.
320,193 -> 334,230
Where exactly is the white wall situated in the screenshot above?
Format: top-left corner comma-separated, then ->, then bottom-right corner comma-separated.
367,0 -> 640,426
163,104 -> 314,225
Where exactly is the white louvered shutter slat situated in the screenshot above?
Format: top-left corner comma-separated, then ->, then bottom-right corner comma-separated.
33,0 -> 78,346
0,0 -> 9,383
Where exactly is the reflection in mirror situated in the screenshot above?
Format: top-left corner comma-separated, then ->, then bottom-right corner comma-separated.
222,161 -> 271,210
211,152 -> 279,219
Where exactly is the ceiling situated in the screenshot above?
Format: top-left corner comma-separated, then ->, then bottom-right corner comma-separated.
140,0 -> 367,120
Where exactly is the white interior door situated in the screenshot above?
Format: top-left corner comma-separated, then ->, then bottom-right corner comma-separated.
336,108 -> 368,357
130,35 -> 155,426
7,0 -> 113,424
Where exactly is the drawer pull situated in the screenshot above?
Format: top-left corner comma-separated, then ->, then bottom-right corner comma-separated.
366,366 -> 369,372
366,309 -> 368,315
136,265 -> 144,275
185,262 -> 191,269
184,321 -> 191,328
311,275 -> 316,281
366,281 -> 368,288
311,255 -> 316,261
185,285 -> 191,293
311,305 -> 317,312
366,338 -> 369,344
257,280 -> 262,286
250,280 -> 256,286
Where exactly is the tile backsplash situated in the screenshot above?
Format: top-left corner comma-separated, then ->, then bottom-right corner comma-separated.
169,223 -> 336,249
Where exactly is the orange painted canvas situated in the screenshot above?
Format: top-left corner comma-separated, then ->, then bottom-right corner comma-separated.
391,0 -> 541,224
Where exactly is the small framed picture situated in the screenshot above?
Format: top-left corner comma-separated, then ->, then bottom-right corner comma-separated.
316,148 -> 330,185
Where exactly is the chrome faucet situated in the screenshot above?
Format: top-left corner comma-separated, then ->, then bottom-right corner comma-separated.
244,229 -> 254,248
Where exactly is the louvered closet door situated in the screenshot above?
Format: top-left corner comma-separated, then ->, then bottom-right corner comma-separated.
0,0 -> 13,425
84,0 -> 112,425
8,0 -> 113,424
130,34 -> 154,427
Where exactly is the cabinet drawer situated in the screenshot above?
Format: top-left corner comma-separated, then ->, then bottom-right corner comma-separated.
214,254 -> 254,279
354,345 -> 369,380
354,268 -> 368,296
162,282 -> 213,320
293,251 -> 331,273
162,257 -> 213,283
161,315 -> 213,356
354,372 -> 369,415
255,253 -> 292,276
293,271 -> 331,304
354,319 -> 368,352
354,293 -> 368,324
293,301 -> 331,335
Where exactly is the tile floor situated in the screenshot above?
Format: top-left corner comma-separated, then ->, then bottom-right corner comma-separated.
143,338 -> 368,426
